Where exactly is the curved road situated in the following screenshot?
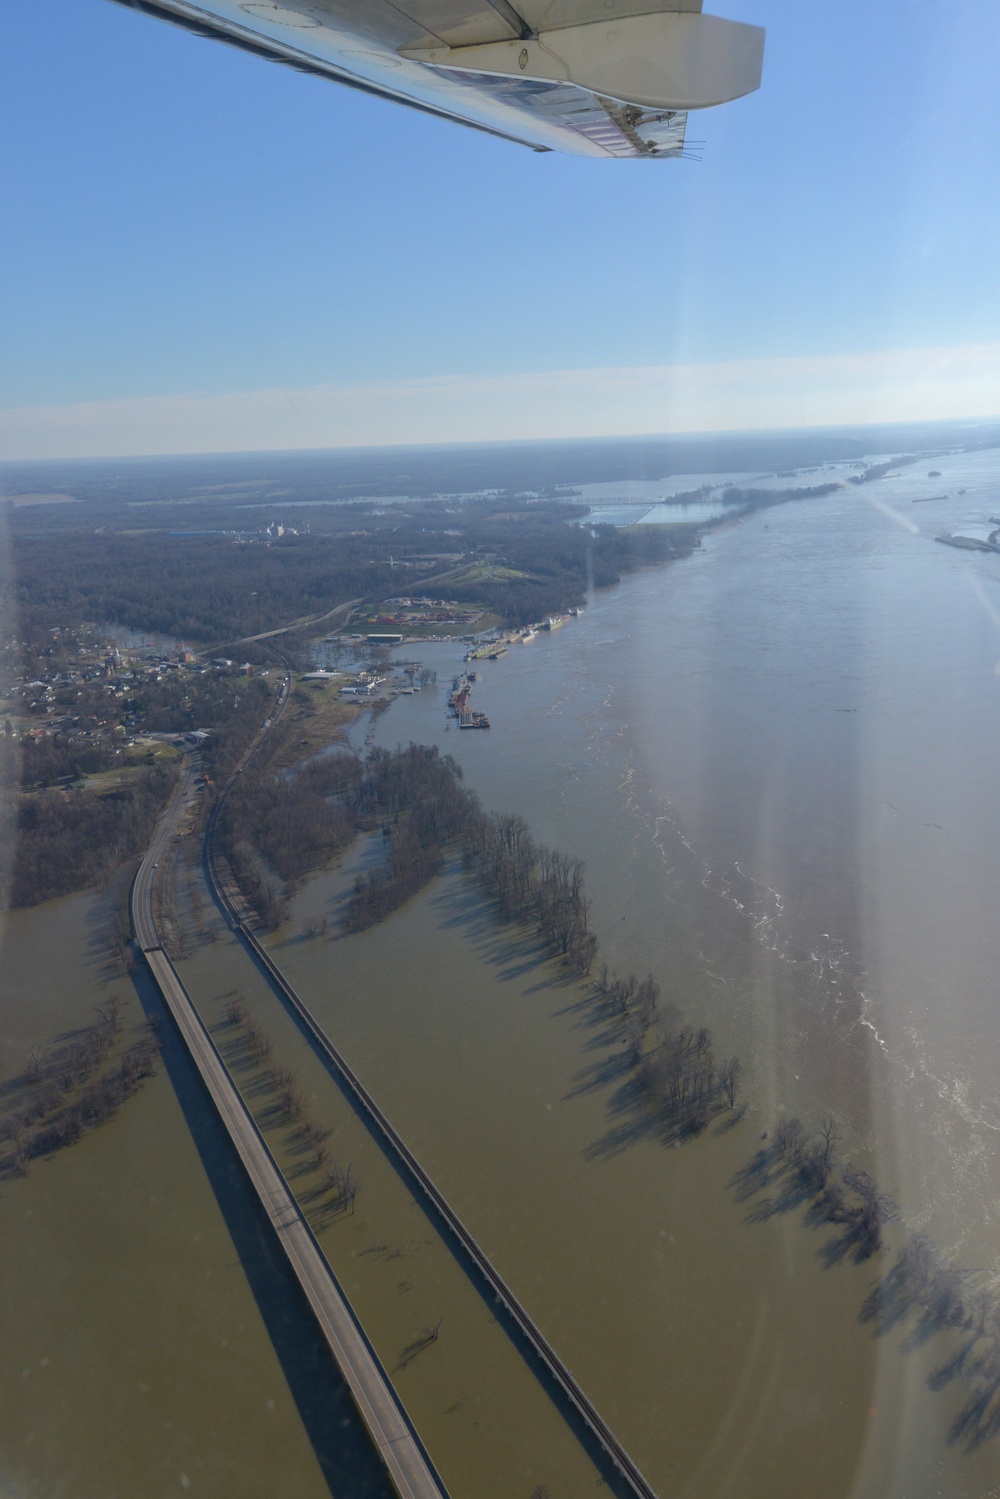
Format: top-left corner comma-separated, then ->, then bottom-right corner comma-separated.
132,751 -> 449,1499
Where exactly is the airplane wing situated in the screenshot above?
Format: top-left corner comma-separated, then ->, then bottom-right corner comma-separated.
110,0 -> 763,158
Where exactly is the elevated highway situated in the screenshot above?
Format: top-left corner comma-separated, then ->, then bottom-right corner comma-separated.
205,677 -> 662,1499
132,750 -> 450,1499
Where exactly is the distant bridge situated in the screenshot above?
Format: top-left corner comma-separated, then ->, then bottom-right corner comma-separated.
585,494 -> 711,508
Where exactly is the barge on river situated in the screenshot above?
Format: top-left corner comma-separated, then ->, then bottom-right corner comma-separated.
450,672 -> 491,727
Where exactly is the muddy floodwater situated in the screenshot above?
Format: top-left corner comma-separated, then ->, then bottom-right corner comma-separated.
173,850 -> 610,1499
0,888 -> 345,1499
273,450 -> 1000,1497
6,447 -> 1000,1499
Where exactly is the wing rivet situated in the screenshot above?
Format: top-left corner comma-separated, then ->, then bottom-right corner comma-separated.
518,47 -> 529,69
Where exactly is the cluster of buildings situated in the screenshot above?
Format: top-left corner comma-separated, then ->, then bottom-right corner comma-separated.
366,596 -> 486,633
165,520 -> 308,542
5,636 -> 252,749
299,667 -> 387,699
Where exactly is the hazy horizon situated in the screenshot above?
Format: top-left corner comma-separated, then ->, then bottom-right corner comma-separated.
4,413 -> 1000,486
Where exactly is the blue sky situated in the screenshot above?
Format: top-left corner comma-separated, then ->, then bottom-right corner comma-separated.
3,0 -> 1000,453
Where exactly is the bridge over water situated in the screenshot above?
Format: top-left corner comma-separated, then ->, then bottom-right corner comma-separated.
133,761 -> 450,1499
201,671 -> 663,1499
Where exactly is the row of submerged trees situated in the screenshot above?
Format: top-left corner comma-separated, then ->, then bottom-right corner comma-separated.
732,1113 -> 895,1265
220,733 -> 603,982
253,743 -> 742,1124
731,1109 -> 1000,1448
463,812 -> 598,976
344,746 -> 601,976
225,741 -> 741,1132
593,967 -> 743,1140
343,745 -> 467,932
0,996 -> 160,1176
224,997 -> 359,1216
188,727 -> 1000,1444
344,749 -> 746,1133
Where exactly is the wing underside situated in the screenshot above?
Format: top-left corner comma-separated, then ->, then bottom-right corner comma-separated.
110,0 -> 755,158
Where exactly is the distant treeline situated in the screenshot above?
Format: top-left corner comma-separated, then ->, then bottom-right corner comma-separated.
12,500 -> 697,645
849,455 -> 919,485
7,762 -> 178,908
13,530 -> 401,644
441,521 -> 695,628
720,482 -> 842,509
10,426 -> 979,522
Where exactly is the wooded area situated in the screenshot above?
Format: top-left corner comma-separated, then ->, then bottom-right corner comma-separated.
7,762 -> 179,908
2,660 -> 277,908
218,751 -> 361,928
11,498 -> 698,645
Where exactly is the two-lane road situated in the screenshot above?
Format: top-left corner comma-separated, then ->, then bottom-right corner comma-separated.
132,758 -> 198,950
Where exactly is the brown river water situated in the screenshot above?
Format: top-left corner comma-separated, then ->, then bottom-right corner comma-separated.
0,889 -> 341,1499
292,448 -> 1000,1497
4,448 -> 1000,1497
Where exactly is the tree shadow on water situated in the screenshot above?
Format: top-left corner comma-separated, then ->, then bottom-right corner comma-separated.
130,964 -> 394,1498
731,1120 -> 1000,1453
429,878 -> 579,992
582,1073 -> 664,1160
393,1322 -> 442,1374
856,1234 -> 1000,1451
